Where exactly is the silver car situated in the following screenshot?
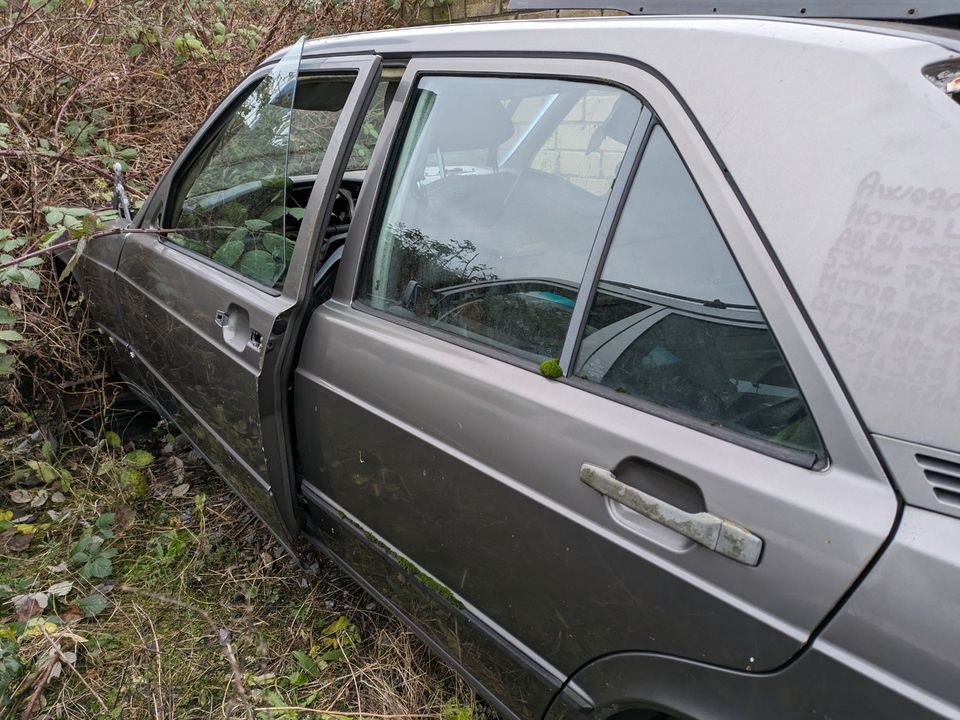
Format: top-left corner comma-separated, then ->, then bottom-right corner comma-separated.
72,4 -> 960,718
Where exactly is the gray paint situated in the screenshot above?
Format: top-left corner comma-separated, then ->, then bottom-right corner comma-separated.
548,506 -> 960,719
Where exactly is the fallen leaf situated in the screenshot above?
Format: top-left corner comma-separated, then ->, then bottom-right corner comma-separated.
47,562 -> 68,573
59,604 -> 83,623
30,489 -> 48,508
51,492 -> 66,504
47,580 -> 73,597
5,531 -> 32,552
171,483 -> 190,498
12,592 -> 48,621
9,489 -> 31,504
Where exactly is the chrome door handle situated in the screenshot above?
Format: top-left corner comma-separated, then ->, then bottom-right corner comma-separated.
215,309 -> 229,328
580,463 -> 762,566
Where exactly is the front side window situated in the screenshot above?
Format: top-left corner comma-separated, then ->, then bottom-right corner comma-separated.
168,69 -> 358,289
358,75 -> 644,362
574,126 -> 824,457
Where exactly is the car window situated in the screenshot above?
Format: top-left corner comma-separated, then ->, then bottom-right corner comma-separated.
574,126 -> 824,456
168,72 -> 358,289
358,75 -> 644,362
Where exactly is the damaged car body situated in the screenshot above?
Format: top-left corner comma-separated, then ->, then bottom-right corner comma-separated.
66,4 -> 960,719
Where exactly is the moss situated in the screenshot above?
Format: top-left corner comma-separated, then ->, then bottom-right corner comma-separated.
539,358 -> 562,379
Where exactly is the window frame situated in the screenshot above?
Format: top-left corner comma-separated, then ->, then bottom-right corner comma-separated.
149,60 -> 365,297
337,56 -> 833,469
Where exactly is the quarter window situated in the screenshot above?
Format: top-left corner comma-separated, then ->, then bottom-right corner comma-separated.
575,126 -> 824,456
358,75 -> 644,362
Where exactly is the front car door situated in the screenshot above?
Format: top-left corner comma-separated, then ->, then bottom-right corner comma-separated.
293,56 -> 898,719
115,43 -> 381,545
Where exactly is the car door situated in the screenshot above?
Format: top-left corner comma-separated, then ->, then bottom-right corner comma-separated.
293,57 -> 898,718
114,42 -> 381,545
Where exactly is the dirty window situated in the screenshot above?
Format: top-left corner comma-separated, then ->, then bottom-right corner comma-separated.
574,126 -> 824,457
168,71 -> 358,289
358,75 -> 644,363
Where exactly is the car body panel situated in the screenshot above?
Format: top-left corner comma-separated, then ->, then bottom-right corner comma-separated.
546,508 -> 960,720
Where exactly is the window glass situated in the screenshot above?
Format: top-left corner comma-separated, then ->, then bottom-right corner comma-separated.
358,75 -> 643,362
169,72 -> 357,289
575,126 -> 824,456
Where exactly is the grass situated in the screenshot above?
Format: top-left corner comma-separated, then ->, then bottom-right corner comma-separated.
0,402 -> 486,719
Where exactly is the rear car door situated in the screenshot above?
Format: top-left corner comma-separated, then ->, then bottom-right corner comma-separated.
115,43 -> 381,544
293,57 -> 898,717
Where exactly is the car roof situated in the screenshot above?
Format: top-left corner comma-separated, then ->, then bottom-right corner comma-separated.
270,17 -> 960,454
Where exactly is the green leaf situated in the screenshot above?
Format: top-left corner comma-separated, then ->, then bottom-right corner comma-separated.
261,233 -> 288,259
211,239 -> 244,267
105,431 -> 121,448
123,450 -> 153,468
127,43 -> 144,57
244,219 -> 271,231
81,555 -> 112,579
288,208 -> 305,220
0,306 -> 14,324
44,209 -> 64,226
0,354 -> 13,377
95,512 -> 116,531
260,206 -> 286,223
0,330 -> 23,342
239,250 -> 277,286
225,226 -> 247,244
78,593 -> 109,617
292,650 -> 321,678
58,234 -> 87,281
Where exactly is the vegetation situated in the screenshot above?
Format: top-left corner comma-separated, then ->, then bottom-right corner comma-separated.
0,0 -> 485,717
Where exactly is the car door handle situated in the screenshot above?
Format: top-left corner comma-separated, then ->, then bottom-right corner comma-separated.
580,463 -> 762,566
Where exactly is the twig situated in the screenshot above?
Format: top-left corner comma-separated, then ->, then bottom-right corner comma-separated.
0,149 -> 146,196
20,651 -> 58,720
0,227 -> 183,270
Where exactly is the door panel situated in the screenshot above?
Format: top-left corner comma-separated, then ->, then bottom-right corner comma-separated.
296,302 -> 893,671
115,47 -> 381,544
293,57 -> 897,717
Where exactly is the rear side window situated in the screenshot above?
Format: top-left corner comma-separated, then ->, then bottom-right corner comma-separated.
357,75 -> 643,362
574,126 -> 824,456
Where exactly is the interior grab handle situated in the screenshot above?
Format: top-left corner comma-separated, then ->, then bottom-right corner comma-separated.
580,463 -> 763,566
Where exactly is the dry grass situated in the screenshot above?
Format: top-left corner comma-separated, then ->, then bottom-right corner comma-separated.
0,1 -> 487,718
2,420 -> 483,718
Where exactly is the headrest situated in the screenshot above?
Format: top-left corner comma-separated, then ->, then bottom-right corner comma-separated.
424,88 -> 515,152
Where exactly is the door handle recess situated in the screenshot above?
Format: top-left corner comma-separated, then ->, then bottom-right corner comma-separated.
580,463 -> 763,566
